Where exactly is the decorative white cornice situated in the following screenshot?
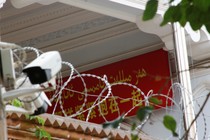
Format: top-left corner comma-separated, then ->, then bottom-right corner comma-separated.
10,0 -> 141,23
185,25 -> 210,43
2,11 -> 120,42
135,14 -> 174,51
16,16 -> 125,48
0,4 -> 82,35
109,0 -> 169,14
7,0 -> 210,63
9,0 -> 210,44
2,0 -> 162,74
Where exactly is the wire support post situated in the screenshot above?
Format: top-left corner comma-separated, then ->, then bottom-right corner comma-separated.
173,23 -> 197,140
0,85 -> 7,140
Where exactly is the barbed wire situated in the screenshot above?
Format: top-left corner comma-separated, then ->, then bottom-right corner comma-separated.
12,46 -> 210,140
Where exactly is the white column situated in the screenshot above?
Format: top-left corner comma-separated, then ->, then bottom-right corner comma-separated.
0,86 -> 7,140
173,23 -> 197,140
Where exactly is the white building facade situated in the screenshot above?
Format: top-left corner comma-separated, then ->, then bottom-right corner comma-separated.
1,0 -> 210,139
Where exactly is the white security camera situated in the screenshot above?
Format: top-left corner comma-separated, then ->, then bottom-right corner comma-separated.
23,51 -> 62,84
1,48 -> 62,116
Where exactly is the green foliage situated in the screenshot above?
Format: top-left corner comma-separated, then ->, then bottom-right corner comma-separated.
25,114 -> 51,139
11,99 -> 51,139
11,99 -> 23,107
131,122 -> 137,131
143,0 -> 158,20
25,114 -> 45,126
131,133 -> 139,140
102,115 -> 124,129
102,105 -> 178,139
143,0 -> 210,33
149,97 -> 162,105
35,126 -> 51,140
163,115 -> 178,137
131,123 -> 139,140
136,106 -> 153,121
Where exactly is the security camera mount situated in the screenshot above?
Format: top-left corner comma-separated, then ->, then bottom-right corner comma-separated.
0,42 -> 61,139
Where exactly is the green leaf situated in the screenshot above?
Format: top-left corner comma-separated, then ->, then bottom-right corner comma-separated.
25,114 -> 30,120
35,127 -> 51,140
131,133 -> 139,140
172,6 -> 182,22
102,122 -> 111,129
143,0 -> 158,21
25,115 -> 45,126
29,116 -> 36,120
205,24 -> 210,34
193,0 -> 210,12
136,106 -> 153,121
11,99 -> 23,107
200,11 -> 210,24
186,6 -> 203,31
35,128 -> 40,138
179,0 -> 189,26
131,122 -> 137,131
102,115 -> 124,129
163,115 -> 178,137
35,116 -> 45,126
160,6 -> 177,26
149,97 -> 162,105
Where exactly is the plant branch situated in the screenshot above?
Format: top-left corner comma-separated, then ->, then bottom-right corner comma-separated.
180,93 -> 210,140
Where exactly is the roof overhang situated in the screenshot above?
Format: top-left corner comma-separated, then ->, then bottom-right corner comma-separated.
9,0 -> 210,59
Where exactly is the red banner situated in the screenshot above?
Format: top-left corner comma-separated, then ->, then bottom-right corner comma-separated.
46,49 -> 173,123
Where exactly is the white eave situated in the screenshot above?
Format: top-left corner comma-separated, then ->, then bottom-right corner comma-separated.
8,0 -> 210,62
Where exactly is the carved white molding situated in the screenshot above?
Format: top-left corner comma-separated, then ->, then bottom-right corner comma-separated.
10,0 -> 140,23
17,20 -> 134,49
9,0 -> 47,8
135,14 -> 174,51
9,0 -> 210,44
188,41 -> 210,61
7,0 -> 210,64
109,0 -> 168,14
0,4 -> 82,35
2,15 -> 125,45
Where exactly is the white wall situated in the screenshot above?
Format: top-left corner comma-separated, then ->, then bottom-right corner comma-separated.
3,1 -> 203,140
191,72 -> 210,140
